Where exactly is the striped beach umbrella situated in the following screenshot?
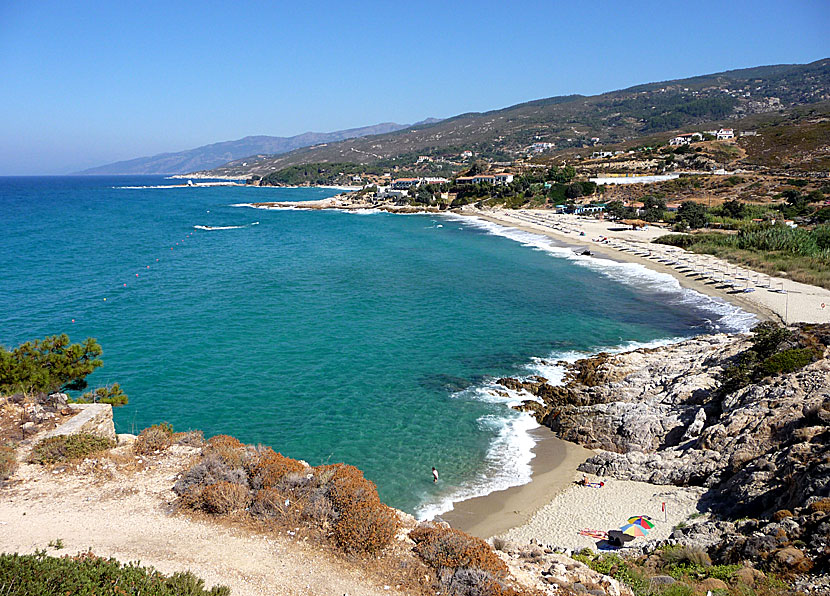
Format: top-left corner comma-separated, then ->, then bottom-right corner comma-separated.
620,523 -> 649,537
627,516 -> 655,529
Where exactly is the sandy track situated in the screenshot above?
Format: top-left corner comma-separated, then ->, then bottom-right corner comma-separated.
0,448 -> 404,596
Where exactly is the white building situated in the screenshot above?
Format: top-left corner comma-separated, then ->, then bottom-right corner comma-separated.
669,133 -> 693,146
455,173 -> 514,186
529,142 -> 555,153
716,128 -> 735,140
391,178 -> 420,189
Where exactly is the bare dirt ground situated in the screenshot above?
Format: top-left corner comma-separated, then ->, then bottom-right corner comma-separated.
0,445 -> 413,596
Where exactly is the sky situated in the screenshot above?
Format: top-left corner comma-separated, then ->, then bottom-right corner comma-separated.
1,1 -> 828,175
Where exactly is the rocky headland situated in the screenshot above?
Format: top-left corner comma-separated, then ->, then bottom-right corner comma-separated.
499,324 -> 830,587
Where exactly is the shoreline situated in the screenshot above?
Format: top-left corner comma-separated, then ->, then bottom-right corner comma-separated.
463,208 -> 830,326
439,429 -> 594,539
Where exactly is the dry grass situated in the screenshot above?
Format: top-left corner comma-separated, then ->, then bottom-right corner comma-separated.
30,434 -> 114,464
200,481 -> 250,515
0,444 -> 17,480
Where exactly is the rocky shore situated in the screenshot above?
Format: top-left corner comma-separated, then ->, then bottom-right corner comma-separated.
498,324 -> 830,585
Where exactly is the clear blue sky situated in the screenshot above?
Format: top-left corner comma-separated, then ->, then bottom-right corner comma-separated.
1,0 -> 828,174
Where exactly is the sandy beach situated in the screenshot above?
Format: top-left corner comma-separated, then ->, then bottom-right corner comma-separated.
436,206 -> 830,552
467,207 -> 830,326
439,430 -> 593,538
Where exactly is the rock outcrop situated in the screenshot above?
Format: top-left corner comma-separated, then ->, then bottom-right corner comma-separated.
504,330 -> 830,518
41,403 -> 117,443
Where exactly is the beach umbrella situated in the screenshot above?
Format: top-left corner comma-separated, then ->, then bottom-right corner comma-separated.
627,516 -> 655,529
620,523 -> 649,537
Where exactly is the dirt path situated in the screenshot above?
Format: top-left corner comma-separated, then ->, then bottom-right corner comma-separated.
0,448 -> 404,596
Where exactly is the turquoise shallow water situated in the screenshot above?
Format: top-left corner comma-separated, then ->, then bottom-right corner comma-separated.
0,176 -> 753,515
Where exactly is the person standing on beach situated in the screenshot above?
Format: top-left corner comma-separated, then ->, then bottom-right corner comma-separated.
432,467 -> 439,483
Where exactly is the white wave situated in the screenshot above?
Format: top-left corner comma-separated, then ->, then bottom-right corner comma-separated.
193,222 -> 258,231
232,203 -> 313,211
445,214 -> 757,333
115,185 -> 185,189
415,406 -> 539,521
414,330 -> 738,521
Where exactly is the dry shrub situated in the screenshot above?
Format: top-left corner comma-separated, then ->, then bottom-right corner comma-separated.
173,430 -> 205,447
411,524 -> 508,577
324,464 -> 380,510
660,545 -> 712,567
303,491 -> 336,526
0,445 -> 17,480
251,448 -> 305,490
174,454 -> 248,505
200,481 -> 249,515
207,434 -> 243,450
332,500 -> 401,554
250,487 -> 299,519
808,498 -> 830,513
133,423 -> 174,455
443,568 -> 526,596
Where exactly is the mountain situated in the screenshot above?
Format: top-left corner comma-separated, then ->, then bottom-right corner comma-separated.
194,59 -> 830,179
76,122 -> 418,175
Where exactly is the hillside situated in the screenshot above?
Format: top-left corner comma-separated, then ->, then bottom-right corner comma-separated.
195,59 -> 830,178
76,122 -> 431,175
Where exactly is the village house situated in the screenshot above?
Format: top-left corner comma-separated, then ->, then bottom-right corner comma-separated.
590,151 -> 614,158
391,178 -> 420,190
528,142 -> 555,153
416,155 -> 433,163
716,128 -> 735,140
460,150 -> 473,159
455,173 -> 514,185
669,133 -> 694,146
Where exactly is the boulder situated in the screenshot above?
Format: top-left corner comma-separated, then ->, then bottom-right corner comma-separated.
40,404 -> 116,443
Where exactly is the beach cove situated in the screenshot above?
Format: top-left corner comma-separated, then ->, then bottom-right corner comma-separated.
1,177 -> 773,526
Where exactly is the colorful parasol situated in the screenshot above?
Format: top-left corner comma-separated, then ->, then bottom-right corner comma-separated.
620,523 -> 649,537
627,516 -> 655,529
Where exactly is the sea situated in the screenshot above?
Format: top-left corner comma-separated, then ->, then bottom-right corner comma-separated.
0,176 -> 755,517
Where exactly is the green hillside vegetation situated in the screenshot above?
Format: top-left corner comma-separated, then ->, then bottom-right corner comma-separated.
653,192 -> 830,288
199,59 -> 830,178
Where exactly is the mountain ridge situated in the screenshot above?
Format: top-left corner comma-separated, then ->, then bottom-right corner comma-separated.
195,59 -> 830,178
77,122 -> 432,175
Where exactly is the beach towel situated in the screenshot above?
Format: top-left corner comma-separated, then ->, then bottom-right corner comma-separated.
578,529 -> 608,539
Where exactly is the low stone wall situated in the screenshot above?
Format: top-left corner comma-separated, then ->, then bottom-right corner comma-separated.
41,403 -> 116,443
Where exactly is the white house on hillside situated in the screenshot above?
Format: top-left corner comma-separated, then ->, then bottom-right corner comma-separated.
716,128 -> 735,140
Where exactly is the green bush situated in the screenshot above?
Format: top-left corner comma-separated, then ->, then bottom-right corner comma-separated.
0,335 -> 103,394
759,348 -> 817,376
31,434 -> 113,464
73,383 -> 128,407
0,550 -> 229,595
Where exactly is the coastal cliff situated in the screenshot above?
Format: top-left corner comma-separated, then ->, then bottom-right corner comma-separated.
500,324 -> 830,585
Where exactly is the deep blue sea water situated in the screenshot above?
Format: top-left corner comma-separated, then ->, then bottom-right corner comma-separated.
0,176 -> 754,516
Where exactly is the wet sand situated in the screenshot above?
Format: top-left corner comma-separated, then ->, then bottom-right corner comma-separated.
439,429 -> 594,539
